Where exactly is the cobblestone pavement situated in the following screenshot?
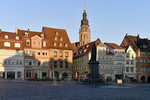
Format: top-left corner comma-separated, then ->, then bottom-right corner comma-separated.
0,80 -> 150,100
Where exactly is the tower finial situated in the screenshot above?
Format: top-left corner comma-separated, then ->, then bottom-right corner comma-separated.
84,1 -> 86,10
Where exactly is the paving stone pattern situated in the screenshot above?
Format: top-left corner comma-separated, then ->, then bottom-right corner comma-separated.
0,81 -> 149,100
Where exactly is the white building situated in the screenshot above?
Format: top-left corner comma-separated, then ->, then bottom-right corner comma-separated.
124,45 -> 136,80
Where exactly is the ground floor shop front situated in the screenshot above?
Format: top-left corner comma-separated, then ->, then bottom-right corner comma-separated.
0,67 -> 24,80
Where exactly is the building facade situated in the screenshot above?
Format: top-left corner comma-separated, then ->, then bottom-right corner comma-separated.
0,30 -> 24,80
121,34 -> 150,82
97,42 -> 115,80
105,43 -> 125,79
124,45 -> 136,80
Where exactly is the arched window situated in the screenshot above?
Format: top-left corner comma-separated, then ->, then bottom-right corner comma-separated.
14,43 -> 20,48
5,35 -> 8,39
4,42 -> 10,47
65,43 -> 68,47
16,36 -> 19,40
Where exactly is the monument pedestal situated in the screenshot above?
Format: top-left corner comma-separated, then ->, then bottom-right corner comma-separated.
87,61 -> 104,83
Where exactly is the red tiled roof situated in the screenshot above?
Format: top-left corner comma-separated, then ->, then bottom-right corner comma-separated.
105,42 -> 125,50
73,40 -> 100,58
43,27 -> 73,50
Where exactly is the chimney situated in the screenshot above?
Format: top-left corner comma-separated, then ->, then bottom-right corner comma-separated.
126,33 -> 128,36
16,27 -> 18,34
28,29 -> 30,32
137,34 -> 140,38
0,29 -> 1,33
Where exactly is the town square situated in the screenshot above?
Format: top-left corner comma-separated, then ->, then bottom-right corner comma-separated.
0,0 -> 150,100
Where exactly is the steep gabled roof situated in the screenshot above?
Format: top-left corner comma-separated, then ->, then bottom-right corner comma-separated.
105,42 -> 125,50
43,27 -> 73,50
73,40 -> 100,58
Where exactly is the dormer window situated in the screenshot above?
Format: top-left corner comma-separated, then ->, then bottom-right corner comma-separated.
54,42 -> 56,46
16,36 -> 19,40
60,37 -> 63,41
14,43 -> 20,48
5,35 -> 8,39
59,43 -> 62,47
25,32 -> 28,37
54,37 -> 57,41
4,42 -> 10,47
55,32 -> 58,36
26,40 -> 30,46
65,43 -> 68,47
40,34 -> 44,38
43,42 -> 46,47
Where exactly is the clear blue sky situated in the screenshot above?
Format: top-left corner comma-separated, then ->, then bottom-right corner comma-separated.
0,0 -> 150,45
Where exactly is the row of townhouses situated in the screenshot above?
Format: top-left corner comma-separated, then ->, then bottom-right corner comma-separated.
0,9 -> 149,83
72,9 -> 150,82
0,27 -> 73,80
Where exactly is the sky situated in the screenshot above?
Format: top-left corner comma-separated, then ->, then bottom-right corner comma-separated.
0,0 -> 150,45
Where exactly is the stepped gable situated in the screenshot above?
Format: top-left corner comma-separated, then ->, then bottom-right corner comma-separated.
43,27 -> 73,50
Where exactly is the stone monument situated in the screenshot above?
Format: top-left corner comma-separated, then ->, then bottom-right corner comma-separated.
87,43 -> 104,83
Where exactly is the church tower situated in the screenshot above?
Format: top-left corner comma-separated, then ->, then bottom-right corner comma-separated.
79,9 -> 91,46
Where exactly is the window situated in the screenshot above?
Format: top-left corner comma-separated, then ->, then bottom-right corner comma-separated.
54,42 -> 56,46
4,42 -> 10,47
131,60 -> 134,65
14,43 -> 20,48
29,50 -> 32,55
131,67 -> 134,72
38,51 -> 40,55
126,53 -> 129,58
43,51 -> 48,56
43,42 -> 46,47
28,60 -> 32,66
55,32 -> 58,35
11,60 -> 15,64
25,60 -> 28,66
25,32 -> 28,37
60,52 -> 63,57
26,40 -> 30,46
54,37 -> 57,41
60,37 -> 63,41
26,70 -> 31,78
54,61 -> 57,68
54,51 -> 57,57
65,43 -> 68,47
126,67 -> 129,72
32,51 -> 36,56
42,71 -> 47,78
38,61 -> 41,66
60,61 -> 63,68
33,60 -> 36,66
65,62 -> 68,68
126,60 -> 129,64
59,43 -> 62,47
34,70 -> 38,78
33,41 -> 36,46
25,50 -> 28,55
8,60 -> 11,64
20,61 -> 23,65
37,41 -> 41,46
16,36 -> 19,40
65,52 -> 68,57
5,35 -> 8,39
